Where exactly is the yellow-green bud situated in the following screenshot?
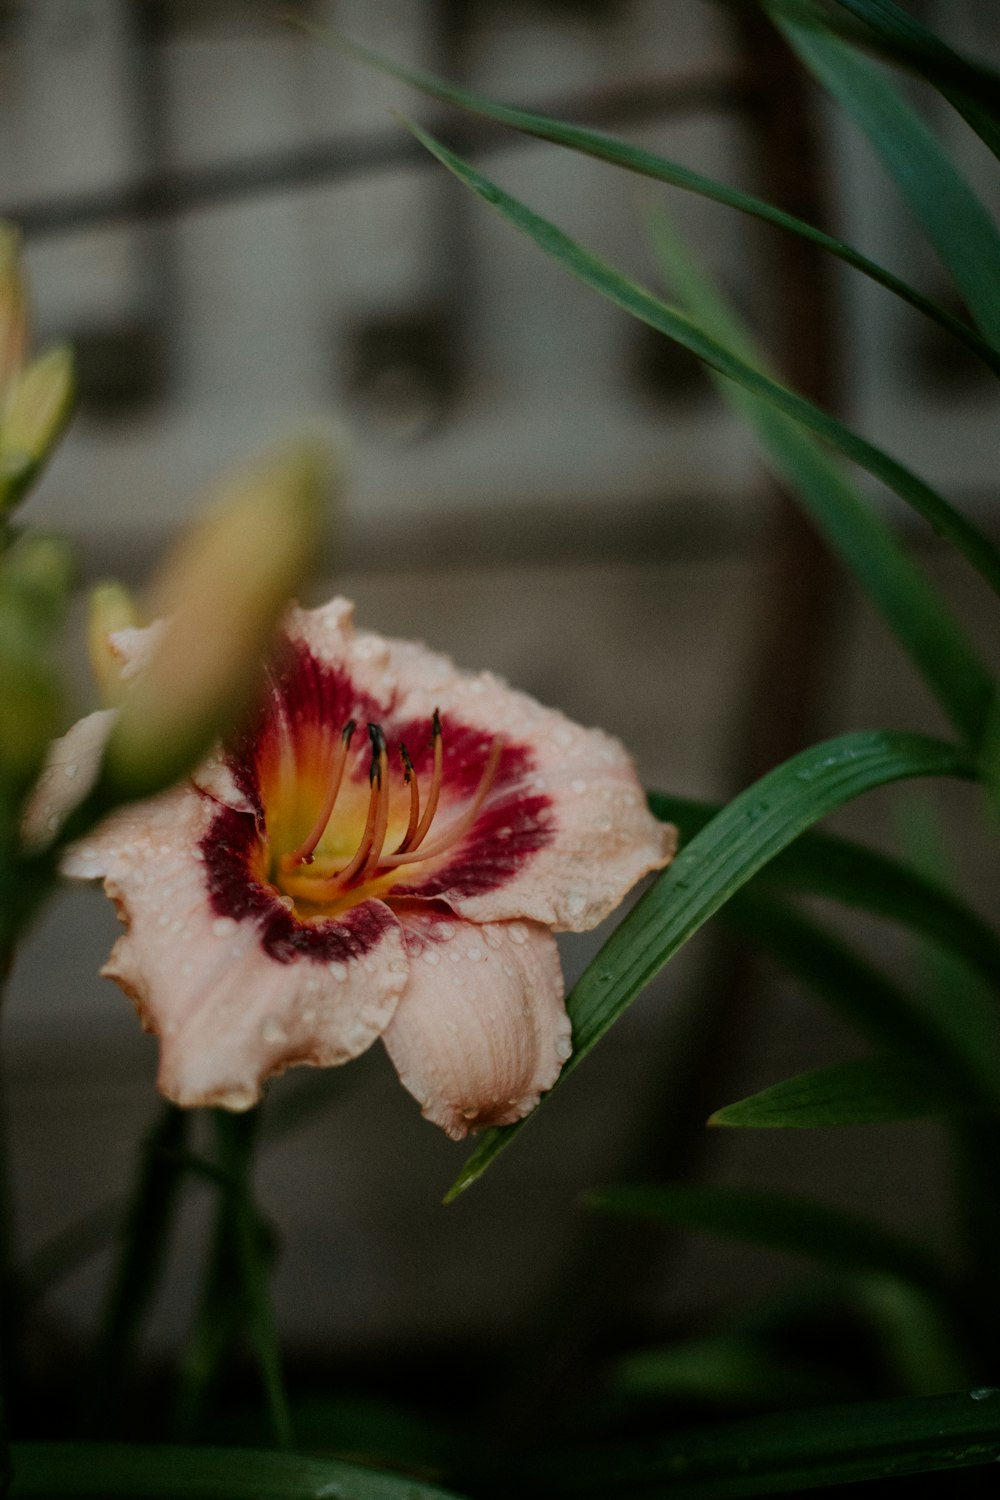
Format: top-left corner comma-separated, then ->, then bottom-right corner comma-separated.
87,581 -> 142,707
0,346 -> 75,511
0,223 -> 30,402
103,443 -> 326,802
0,535 -> 72,792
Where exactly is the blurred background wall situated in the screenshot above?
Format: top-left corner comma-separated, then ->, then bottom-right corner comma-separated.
2,0 -> 998,1421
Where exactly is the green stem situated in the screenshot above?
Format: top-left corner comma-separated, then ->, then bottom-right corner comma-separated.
0,946 -> 16,1500
172,1193 -> 243,1442
213,1109 -> 293,1449
85,1103 -> 190,1433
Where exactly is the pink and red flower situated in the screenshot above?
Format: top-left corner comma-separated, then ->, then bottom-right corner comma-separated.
35,599 -> 675,1138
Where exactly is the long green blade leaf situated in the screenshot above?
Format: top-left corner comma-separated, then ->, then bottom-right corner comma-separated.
524,1387 -> 1000,1496
322,30 -> 1000,375
446,731 -> 974,1200
774,9 -> 1000,344
588,1182 -> 950,1293
831,0 -> 1000,156
723,893 -> 1000,1110
648,206 -> 994,744
9,1444 -> 467,1499
405,120 -> 1000,606
709,1052 -> 964,1127
648,791 -> 1000,992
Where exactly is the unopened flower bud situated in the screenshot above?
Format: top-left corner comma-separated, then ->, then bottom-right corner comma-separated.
88,582 -> 142,707
0,346 -> 75,511
0,224 -> 30,401
0,535 -> 72,791
103,444 -> 326,802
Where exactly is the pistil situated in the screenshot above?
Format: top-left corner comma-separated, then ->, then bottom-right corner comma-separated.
281,718 -> 355,871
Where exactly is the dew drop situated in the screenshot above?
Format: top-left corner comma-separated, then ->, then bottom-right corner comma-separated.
555,1036 -> 572,1060
461,1105 -> 479,1119
571,778 -> 587,795
422,949 -> 441,966
260,1016 -> 286,1045
466,946 -> 483,962
449,949 -> 462,964
507,923 -> 528,945
64,762 -> 78,779
329,962 -> 348,981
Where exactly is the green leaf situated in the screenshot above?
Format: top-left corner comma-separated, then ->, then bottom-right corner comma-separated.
647,791 -> 1000,994
774,9 -> 1000,346
709,1053 -> 961,1128
321,29 -> 1000,376
213,1111 -> 293,1450
523,1387 -> 1000,1496
9,1444 -> 468,1499
445,730 -> 974,1201
403,120 -> 1000,608
588,1182 -> 950,1293
723,892 -> 1000,1110
831,0 -> 1000,157
87,1105 -> 190,1427
612,1333 -> 853,1407
647,207 -> 995,745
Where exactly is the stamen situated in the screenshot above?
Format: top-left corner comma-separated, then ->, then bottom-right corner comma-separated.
280,719 -> 355,871
393,743 -> 421,854
407,709 -> 443,853
360,725 -> 391,878
381,736 -> 503,868
325,724 -> 388,889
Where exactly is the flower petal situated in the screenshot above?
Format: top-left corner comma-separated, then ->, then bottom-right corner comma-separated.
22,708 -> 115,850
382,906 -> 571,1140
67,786 -> 408,1109
290,600 -> 675,930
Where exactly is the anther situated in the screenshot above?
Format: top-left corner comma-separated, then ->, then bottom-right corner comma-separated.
394,742 -> 421,854
406,708 -> 443,853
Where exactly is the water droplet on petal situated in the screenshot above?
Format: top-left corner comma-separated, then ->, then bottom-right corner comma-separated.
422,948 -> 440,966
261,1016 -> 286,1045
507,924 -> 528,945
